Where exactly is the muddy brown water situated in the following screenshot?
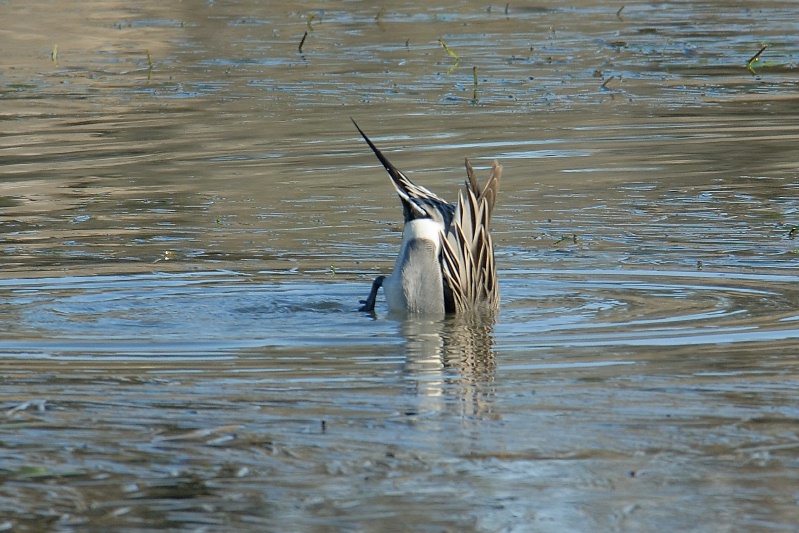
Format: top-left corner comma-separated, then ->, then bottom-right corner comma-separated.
2,1 -> 799,531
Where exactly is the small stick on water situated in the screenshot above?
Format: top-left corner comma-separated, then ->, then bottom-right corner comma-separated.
553,234 -> 578,246
746,45 -> 767,73
439,38 -> 459,61
146,49 -> 153,80
307,14 -> 316,31
616,5 -> 625,17
375,7 -> 386,22
51,44 -> 58,66
298,31 -> 308,53
505,3 -> 509,15
600,75 -> 614,89
440,38 -> 460,74
472,66 -> 479,103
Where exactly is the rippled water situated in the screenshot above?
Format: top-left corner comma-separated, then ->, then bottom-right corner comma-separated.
2,0 -> 799,531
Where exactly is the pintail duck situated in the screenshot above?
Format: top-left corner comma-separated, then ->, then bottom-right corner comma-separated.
353,120 -> 502,315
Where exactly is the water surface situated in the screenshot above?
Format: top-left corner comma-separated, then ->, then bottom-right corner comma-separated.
2,1 -> 799,531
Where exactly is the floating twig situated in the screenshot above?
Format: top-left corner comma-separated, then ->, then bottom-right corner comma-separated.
298,31 -> 308,53
439,39 -> 459,61
600,75 -> 615,90
553,234 -> 578,246
375,7 -> 386,22
746,44 -> 767,74
51,44 -> 58,66
307,14 -> 316,31
472,66 -> 479,103
616,5 -> 625,17
146,49 -> 153,80
439,38 -> 459,73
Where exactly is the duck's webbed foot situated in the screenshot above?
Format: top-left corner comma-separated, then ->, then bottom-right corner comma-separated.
359,275 -> 385,313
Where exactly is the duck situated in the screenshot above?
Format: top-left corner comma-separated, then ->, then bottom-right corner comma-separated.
353,119 -> 501,315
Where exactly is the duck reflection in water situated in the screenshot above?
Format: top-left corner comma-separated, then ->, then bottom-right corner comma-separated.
401,316 -> 498,421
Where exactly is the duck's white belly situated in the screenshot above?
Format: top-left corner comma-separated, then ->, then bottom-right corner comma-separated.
384,219 -> 445,315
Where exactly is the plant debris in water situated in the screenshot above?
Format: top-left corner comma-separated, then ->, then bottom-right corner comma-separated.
747,44 -> 767,73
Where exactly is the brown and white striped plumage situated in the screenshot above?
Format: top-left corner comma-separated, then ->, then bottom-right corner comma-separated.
354,120 -> 501,315
441,159 -> 501,313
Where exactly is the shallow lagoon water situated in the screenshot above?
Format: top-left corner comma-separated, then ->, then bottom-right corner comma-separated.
3,1 -> 799,531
